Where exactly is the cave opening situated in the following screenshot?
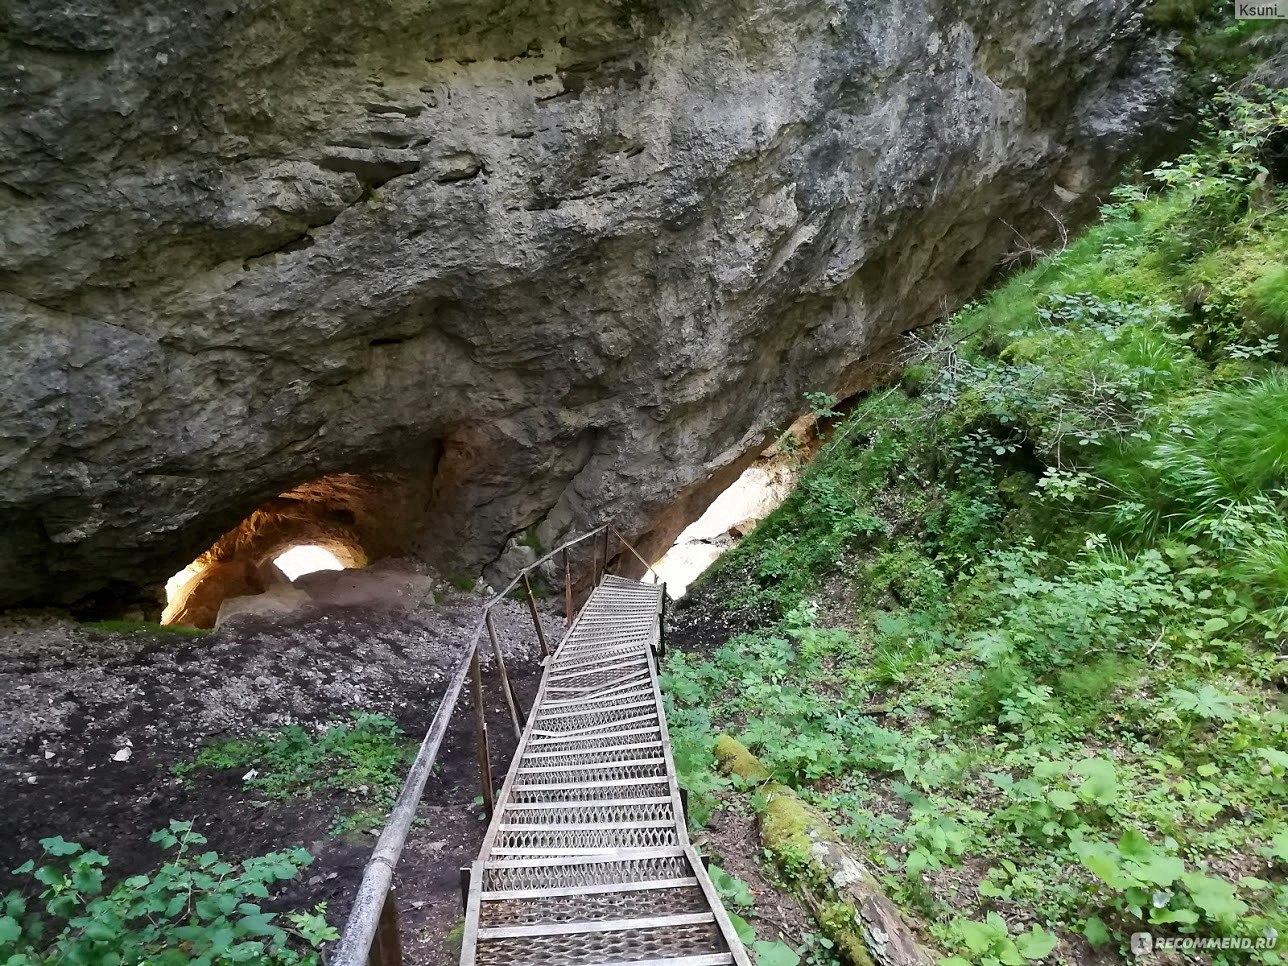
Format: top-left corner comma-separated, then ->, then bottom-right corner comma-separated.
654,422 -> 814,597
274,545 -> 346,581
160,461 -> 438,629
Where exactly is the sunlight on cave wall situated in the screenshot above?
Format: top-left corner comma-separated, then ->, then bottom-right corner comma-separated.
654,459 -> 798,597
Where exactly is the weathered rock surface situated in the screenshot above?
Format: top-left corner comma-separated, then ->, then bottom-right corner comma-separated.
215,586 -> 313,629
0,0 -> 1179,610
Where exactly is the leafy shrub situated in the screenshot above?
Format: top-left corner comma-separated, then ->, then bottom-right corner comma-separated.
174,713 -> 412,835
1247,265 -> 1288,331
1102,373 -> 1288,541
861,544 -> 948,613
1072,828 -> 1250,933
669,86 -> 1288,965
940,913 -> 1058,966
0,822 -> 334,965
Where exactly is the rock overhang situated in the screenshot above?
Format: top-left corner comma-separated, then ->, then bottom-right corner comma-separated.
0,0 -> 1180,611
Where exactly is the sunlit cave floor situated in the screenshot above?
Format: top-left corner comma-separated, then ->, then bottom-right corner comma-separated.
0,589 -> 560,965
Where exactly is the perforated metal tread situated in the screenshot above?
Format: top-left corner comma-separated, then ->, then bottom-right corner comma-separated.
461,576 -> 751,966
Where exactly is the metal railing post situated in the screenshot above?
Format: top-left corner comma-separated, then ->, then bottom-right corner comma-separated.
469,645 -> 495,821
367,888 -> 403,966
485,610 -> 526,738
659,582 -> 668,659
610,527 -> 661,584
521,574 -> 550,658
459,866 -> 472,912
563,548 -> 573,626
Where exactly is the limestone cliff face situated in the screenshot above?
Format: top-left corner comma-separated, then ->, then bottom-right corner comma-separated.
0,0 -> 1176,609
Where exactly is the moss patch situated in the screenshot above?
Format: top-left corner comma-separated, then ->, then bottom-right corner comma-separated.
81,620 -> 210,637
713,735 -> 772,783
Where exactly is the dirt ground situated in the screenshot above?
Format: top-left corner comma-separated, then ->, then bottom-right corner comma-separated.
0,590 -> 562,965
694,806 -> 816,950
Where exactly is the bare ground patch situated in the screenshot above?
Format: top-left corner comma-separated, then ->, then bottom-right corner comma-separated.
0,591 -> 565,963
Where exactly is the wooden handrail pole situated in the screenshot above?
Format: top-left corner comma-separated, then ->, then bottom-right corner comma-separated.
521,574 -> 550,658
485,610 -> 525,738
367,888 -> 403,966
611,526 -> 658,584
563,548 -> 573,626
619,532 -> 639,580
469,645 -> 494,820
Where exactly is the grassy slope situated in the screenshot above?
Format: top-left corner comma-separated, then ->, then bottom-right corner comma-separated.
664,90 -> 1288,965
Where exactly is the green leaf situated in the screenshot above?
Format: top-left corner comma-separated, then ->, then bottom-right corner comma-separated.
1072,759 -> 1118,806
1181,873 -> 1247,925
1074,841 -> 1124,888
45,894 -> 76,918
38,837 -> 81,857
1266,830 -> 1288,863
1117,828 -> 1151,862
33,866 -> 64,888
978,878 -> 1006,899
0,917 -> 21,944
1,894 -> 24,922
1015,926 -> 1058,960
752,940 -> 801,966
709,866 -> 755,908
1202,617 -> 1228,634
957,917 -> 1007,956
70,864 -> 104,895
1258,747 -> 1288,774
1152,907 -> 1199,926
9,862 -> 33,876
728,913 -> 755,947
1167,685 -> 1242,721
1133,854 -> 1184,887
1083,916 -> 1111,946
1045,789 -> 1077,810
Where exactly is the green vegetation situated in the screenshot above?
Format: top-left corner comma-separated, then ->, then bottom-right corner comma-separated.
707,862 -> 819,966
1145,0 -> 1288,102
1,821 -> 335,964
81,620 -> 209,638
667,89 -> 1288,965
174,713 -> 413,836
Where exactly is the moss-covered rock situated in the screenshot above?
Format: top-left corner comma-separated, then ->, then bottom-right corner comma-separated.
714,736 -> 935,966
713,734 -> 772,784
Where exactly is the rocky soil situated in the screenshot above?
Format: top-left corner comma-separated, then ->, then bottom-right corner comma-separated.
0,0 -> 1181,611
0,592 -> 562,963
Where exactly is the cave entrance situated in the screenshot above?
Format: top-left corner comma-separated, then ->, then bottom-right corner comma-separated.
654,428 -> 809,597
160,465 -> 437,629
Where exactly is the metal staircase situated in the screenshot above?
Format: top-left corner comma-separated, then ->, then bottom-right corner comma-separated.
460,574 -> 750,966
